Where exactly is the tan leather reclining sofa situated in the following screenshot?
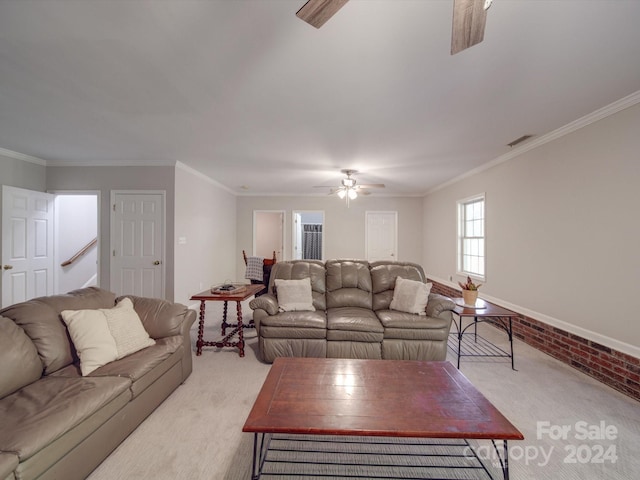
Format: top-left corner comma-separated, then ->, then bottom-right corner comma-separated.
0,287 -> 195,480
250,260 -> 455,363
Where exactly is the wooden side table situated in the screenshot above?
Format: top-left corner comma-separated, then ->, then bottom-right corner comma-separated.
451,298 -> 520,370
190,284 -> 265,357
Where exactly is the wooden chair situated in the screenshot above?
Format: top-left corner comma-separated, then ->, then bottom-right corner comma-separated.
243,251 -> 277,296
243,250 -> 277,267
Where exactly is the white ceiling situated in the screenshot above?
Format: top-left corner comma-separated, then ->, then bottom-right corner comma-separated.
1,0 -> 639,196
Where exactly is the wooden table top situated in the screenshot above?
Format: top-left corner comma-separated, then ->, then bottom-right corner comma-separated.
243,357 -> 523,440
190,283 -> 264,302
452,297 -> 519,318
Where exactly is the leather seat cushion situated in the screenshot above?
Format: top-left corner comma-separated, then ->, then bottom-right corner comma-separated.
259,311 -> 327,329
377,310 -> 450,329
378,310 -> 450,341
327,329 -> 383,342
0,375 -> 130,460
327,307 -> 383,334
50,336 -> 183,398
0,452 -> 18,480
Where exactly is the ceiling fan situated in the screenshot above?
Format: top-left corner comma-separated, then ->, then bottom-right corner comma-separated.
296,0 -> 493,55
315,169 -> 385,206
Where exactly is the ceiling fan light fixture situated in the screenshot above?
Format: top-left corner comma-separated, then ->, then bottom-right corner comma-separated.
337,189 -> 347,199
342,178 -> 355,188
348,189 -> 358,200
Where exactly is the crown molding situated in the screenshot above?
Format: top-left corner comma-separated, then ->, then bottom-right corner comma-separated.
426,89 -> 640,195
48,159 -> 174,167
0,147 -> 46,166
175,161 -> 236,195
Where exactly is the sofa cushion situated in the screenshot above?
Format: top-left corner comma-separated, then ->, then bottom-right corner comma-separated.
0,375 -> 131,461
61,298 -> 155,376
377,310 -> 451,340
0,316 -> 42,399
327,307 -> 383,335
275,278 -> 315,312
117,295 -> 191,339
259,311 -> 327,330
90,335 -> 182,395
269,260 -> 327,311
0,452 -> 19,480
0,287 -> 116,375
370,262 -> 426,311
325,260 -> 372,309
389,277 -> 432,315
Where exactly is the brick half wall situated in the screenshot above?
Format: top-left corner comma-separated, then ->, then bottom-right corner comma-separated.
430,280 -> 640,403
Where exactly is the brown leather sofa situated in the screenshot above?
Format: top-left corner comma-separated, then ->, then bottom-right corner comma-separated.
250,260 -> 455,363
0,287 -> 195,480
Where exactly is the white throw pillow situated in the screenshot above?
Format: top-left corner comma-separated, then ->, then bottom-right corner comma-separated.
389,277 -> 432,315
61,308 -> 118,376
61,298 -> 155,376
275,278 -> 315,312
104,298 -> 156,359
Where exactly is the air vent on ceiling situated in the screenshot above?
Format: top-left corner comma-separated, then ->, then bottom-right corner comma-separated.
507,135 -> 534,148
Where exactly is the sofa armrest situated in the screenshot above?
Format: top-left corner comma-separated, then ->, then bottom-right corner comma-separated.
249,294 -> 279,316
426,293 -> 456,319
117,295 -> 195,339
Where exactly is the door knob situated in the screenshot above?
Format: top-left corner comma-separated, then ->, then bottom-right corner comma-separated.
153,260 -> 161,265
3,265 -> 13,270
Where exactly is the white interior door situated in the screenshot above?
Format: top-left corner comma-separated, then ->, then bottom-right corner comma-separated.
293,212 -> 302,260
110,191 -> 165,298
2,185 -> 55,307
366,211 -> 398,262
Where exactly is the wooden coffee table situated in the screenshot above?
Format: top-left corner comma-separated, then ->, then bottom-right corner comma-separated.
243,357 -> 523,479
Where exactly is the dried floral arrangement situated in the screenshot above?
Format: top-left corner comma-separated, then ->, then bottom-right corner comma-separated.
458,276 -> 482,291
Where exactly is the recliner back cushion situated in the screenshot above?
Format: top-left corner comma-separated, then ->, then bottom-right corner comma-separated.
269,261 -> 327,311
0,287 -> 116,375
370,262 -> 426,311
0,316 -> 42,399
325,260 -> 372,309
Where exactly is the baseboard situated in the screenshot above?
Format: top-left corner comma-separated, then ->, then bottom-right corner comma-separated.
429,279 -> 640,403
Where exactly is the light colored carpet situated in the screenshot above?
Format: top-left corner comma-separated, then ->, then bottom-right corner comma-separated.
87,316 -> 640,480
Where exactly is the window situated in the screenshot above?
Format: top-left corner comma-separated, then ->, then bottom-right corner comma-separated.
457,194 -> 485,279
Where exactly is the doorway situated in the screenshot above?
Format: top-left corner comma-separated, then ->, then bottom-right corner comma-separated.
253,210 -> 284,260
293,211 -> 324,260
54,192 -> 99,295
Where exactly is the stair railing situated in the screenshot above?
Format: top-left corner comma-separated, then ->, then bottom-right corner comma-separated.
61,238 -> 97,267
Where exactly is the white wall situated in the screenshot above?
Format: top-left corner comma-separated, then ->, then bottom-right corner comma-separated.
237,195 -> 423,280
0,153 -> 46,191
174,163 -> 237,306
423,102 -> 640,355
46,165 -> 176,299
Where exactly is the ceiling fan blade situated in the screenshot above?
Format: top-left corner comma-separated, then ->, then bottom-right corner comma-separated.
451,0 -> 488,55
357,184 -> 385,189
296,0 -> 350,29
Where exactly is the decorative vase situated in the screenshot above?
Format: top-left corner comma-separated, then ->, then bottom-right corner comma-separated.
462,289 -> 478,306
